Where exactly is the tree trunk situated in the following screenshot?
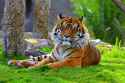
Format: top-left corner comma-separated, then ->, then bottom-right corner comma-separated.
2,0 -> 25,57
34,0 -> 49,39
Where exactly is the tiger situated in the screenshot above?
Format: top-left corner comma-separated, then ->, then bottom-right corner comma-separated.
8,14 -> 101,68
8,54 -> 49,68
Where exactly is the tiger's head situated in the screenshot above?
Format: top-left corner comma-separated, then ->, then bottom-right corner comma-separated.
52,14 -> 90,47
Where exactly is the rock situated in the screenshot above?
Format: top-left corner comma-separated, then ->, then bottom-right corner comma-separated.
24,38 -> 51,57
90,39 -> 104,46
24,50 -> 46,57
24,38 -> 51,50
90,39 -> 113,49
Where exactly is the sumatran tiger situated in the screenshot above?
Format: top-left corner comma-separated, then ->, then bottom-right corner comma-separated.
8,14 -> 101,68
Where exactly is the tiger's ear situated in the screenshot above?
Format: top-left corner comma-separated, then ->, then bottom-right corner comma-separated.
57,13 -> 63,20
79,16 -> 83,22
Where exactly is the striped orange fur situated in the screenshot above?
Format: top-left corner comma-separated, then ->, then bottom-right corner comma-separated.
30,14 -> 101,68
8,14 -> 101,68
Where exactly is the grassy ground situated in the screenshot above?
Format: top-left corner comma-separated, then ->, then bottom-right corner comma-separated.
0,44 -> 125,83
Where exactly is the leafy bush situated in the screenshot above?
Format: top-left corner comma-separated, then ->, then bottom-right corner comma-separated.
71,0 -> 125,45
39,46 -> 52,53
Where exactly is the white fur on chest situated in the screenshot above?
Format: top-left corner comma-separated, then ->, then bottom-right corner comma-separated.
52,46 -> 73,60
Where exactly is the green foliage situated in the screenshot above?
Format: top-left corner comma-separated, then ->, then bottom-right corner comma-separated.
39,46 -> 52,53
71,0 -> 125,45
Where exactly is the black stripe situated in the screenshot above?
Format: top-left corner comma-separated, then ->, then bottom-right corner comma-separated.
38,56 -> 42,61
77,43 -> 82,48
51,52 -> 57,60
64,50 -> 76,58
74,39 -> 82,48
63,47 -> 72,54
32,56 -> 42,61
77,24 -> 80,31
56,47 -> 60,56
73,42 -> 82,48
32,57 -> 36,61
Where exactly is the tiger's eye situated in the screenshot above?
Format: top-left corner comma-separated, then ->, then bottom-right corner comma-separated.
54,32 -> 57,35
78,33 -> 84,38
79,35 -> 84,38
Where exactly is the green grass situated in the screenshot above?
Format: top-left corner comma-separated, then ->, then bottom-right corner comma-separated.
0,45 -> 125,83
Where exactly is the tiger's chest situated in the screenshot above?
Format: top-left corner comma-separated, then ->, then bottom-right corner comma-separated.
51,45 -> 74,61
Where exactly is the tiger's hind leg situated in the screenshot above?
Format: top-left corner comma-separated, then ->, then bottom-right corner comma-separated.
47,57 -> 81,68
47,61 -> 65,68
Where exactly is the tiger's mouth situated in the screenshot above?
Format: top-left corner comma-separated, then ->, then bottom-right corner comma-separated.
52,31 -> 90,47
61,41 -> 72,46
55,37 -> 72,46
53,35 -> 86,47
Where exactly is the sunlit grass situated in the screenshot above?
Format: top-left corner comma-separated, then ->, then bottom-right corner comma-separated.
0,43 -> 125,83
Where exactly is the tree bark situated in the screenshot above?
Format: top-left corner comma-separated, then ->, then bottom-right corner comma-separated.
34,0 -> 49,39
2,0 -> 25,57
112,0 -> 125,13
